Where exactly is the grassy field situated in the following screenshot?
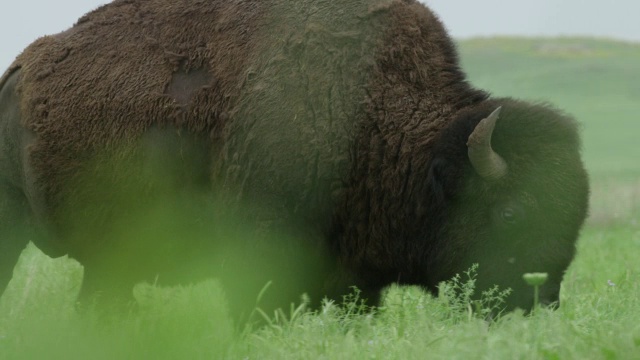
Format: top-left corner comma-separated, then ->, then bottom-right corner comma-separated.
1,37 -> 639,359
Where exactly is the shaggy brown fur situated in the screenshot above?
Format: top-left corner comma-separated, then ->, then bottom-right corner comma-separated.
0,0 -> 588,317
12,0 -> 263,213
334,1 -> 488,279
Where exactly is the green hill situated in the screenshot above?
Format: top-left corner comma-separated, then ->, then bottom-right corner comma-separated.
458,37 -> 640,180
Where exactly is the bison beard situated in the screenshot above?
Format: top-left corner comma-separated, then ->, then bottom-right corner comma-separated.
0,0 -> 588,319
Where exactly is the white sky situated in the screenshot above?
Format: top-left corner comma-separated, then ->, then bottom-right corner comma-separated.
1,0 -> 639,71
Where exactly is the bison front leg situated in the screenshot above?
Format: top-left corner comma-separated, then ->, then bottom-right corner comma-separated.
0,69 -> 33,297
77,260 -> 140,309
0,182 -> 32,296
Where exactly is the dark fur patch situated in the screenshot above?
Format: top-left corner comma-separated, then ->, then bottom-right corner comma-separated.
164,66 -> 213,106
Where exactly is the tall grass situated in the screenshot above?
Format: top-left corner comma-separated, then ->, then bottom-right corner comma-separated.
2,224 -> 638,359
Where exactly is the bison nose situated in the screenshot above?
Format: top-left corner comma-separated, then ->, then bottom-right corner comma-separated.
539,298 -> 559,309
539,287 -> 560,309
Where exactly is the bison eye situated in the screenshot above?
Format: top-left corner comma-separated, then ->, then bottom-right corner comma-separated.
501,207 -> 517,223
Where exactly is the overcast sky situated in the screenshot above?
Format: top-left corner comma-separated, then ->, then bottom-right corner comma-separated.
1,0 -> 639,71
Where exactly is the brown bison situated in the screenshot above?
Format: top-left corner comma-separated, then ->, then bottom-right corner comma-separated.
0,0 -> 588,317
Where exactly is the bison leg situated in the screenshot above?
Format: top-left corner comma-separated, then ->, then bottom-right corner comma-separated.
76,259 -> 140,309
71,126 -> 213,308
0,182 -> 32,295
0,69 -> 33,296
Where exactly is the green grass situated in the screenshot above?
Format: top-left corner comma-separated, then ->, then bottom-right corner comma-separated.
2,226 -> 639,359
1,37 -> 639,359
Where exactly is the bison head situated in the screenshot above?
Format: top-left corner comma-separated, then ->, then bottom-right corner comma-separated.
422,99 -> 589,312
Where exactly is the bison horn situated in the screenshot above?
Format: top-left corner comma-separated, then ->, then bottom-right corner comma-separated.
467,106 -> 508,180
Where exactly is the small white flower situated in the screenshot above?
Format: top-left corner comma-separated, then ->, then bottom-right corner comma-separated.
607,280 -> 616,287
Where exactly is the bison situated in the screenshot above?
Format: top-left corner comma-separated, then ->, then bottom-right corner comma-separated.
0,0 -> 588,318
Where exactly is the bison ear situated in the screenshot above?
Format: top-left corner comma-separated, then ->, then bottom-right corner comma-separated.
427,157 -> 450,204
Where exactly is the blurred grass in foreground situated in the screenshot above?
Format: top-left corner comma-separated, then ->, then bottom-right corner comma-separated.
0,37 -> 638,359
1,226 -> 638,359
